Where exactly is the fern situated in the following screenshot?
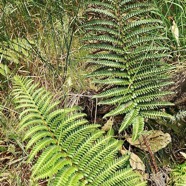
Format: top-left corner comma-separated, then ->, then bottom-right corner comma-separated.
172,161 -> 186,186
84,0 -> 174,140
12,76 -> 146,186
0,38 -> 33,64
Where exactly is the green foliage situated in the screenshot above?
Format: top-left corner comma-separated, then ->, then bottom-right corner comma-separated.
155,110 -> 186,136
0,0 -> 84,77
0,38 -> 33,64
172,161 -> 186,186
153,0 -> 186,48
84,0 -> 174,140
0,63 -> 11,91
13,76 -> 146,186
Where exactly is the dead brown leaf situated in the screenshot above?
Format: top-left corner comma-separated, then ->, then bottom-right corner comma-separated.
126,130 -> 171,153
130,152 -> 145,172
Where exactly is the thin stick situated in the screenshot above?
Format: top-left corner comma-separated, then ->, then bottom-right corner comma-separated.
94,98 -> 98,124
142,135 -> 159,174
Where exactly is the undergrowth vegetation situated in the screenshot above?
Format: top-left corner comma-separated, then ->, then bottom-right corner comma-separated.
84,0 -> 174,140
12,75 -> 146,186
0,0 -> 186,185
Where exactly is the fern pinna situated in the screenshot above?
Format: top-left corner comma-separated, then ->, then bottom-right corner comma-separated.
13,76 -> 146,186
83,0 -> 174,140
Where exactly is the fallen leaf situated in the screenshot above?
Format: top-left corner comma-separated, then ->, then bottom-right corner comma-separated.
180,152 -> 186,159
130,152 -> 145,172
171,20 -> 180,46
126,130 -> 171,153
120,147 -> 145,172
102,117 -> 113,131
120,146 -> 128,155
151,172 -> 168,186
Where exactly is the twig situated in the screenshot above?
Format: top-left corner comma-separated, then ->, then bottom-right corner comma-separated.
94,98 -> 98,124
142,135 -> 159,174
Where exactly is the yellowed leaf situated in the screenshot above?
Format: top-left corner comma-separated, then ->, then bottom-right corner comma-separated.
120,148 -> 146,177
102,117 -> 113,131
180,152 -> 186,159
171,20 -> 180,46
130,152 -> 145,172
120,147 -> 128,156
67,77 -> 73,87
126,130 -> 171,153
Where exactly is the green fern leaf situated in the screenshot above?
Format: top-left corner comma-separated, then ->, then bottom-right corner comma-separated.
98,94 -> 132,105
104,101 -> 136,118
88,60 -> 125,69
23,125 -> 48,141
26,131 -> 52,149
132,116 -> 144,141
28,138 -> 56,162
13,76 -> 146,185
141,111 -> 173,119
93,78 -> 130,85
84,0 -> 174,138
84,19 -> 118,28
32,146 -> 61,177
119,109 -> 139,133
87,8 -> 116,19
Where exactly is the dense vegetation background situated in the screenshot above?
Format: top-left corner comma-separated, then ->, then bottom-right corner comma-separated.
0,0 -> 186,185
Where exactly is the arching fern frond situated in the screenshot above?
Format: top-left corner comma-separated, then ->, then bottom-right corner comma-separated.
84,0 -> 174,140
13,76 -> 146,186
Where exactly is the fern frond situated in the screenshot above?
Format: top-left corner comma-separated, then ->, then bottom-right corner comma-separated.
84,19 -> 118,28
84,35 -> 122,46
123,19 -> 163,32
122,3 -> 155,11
84,44 -> 123,54
84,0 -> 174,138
26,131 -> 52,150
139,102 -> 174,110
88,60 -> 126,68
93,78 -> 130,85
87,8 -> 116,19
28,138 -> 56,162
13,76 -> 146,185
136,91 -> 173,103
99,94 -> 132,105
132,116 -> 144,141
104,101 -> 136,118
93,156 -> 129,185
125,37 -> 168,48
23,125 -> 48,141
32,145 -> 62,177
119,109 -> 139,132
124,26 -> 164,41
141,111 -> 173,119
87,54 -> 125,62
123,8 -> 155,21
87,70 -> 128,78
